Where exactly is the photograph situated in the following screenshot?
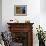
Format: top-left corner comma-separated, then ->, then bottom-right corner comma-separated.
1,0 -> 46,46
14,5 -> 27,16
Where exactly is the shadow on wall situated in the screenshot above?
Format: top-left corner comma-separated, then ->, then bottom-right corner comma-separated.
0,0 -> 2,32
40,0 -> 46,13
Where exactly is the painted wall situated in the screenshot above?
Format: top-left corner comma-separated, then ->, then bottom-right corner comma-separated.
2,0 -> 46,46
40,0 -> 46,31
40,0 -> 46,13
0,0 -> 2,32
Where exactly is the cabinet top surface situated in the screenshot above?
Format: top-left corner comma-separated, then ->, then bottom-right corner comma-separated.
7,23 -> 34,25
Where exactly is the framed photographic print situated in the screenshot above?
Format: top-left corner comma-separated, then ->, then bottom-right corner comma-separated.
14,5 -> 27,16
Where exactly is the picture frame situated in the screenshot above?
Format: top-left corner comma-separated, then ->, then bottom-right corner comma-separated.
14,5 -> 27,16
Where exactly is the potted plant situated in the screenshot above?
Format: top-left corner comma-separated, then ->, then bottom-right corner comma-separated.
36,25 -> 45,46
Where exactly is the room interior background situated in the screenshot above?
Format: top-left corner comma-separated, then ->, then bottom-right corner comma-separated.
0,0 -> 46,46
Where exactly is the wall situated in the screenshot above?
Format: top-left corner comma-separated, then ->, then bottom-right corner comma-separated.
2,0 -> 40,30
2,0 -> 46,46
40,0 -> 46,31
40,0 -> 46,13
0,0 -> 2,32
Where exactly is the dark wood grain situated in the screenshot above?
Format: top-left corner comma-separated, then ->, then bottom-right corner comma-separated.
7,23 -> 34,46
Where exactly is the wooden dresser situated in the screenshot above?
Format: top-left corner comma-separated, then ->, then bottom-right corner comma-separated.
7,23 -> 34,46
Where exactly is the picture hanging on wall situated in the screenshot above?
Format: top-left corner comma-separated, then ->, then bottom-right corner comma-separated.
14,5 -> 27,16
